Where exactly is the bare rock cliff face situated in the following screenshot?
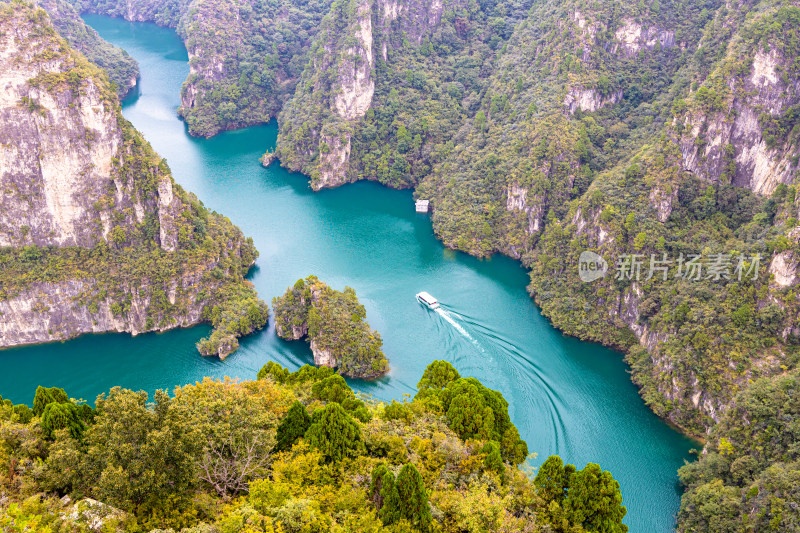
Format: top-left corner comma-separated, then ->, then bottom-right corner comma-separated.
679,46 -> 800,195
0,5 -> 264,353
0,274 -> 202,346
0,14 -> 177,249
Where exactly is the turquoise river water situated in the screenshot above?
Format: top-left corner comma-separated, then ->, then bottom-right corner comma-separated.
0,15 -> 698,531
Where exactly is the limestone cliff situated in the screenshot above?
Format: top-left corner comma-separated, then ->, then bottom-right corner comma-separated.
0,8 -> 171,249
275,0 -> 469,190
677,2 -> 800,195
0,2 -> 268,357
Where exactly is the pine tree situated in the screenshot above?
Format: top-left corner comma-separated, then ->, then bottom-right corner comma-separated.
311,374 -> 352,404
370,463 -> 390,509
565,463 -> 628,533
32,386 -> 69,416
482,441 -> 505,482
379,463 -> 432,532
535,455 -> 572,504
274,400 -> 311,452
415,360 -> 461,393
41,401 -> 85,440
305,403 -> 362,462
501,426 -> 528,464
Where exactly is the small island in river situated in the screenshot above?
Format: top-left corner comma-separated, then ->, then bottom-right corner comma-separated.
272,276 -> 390,379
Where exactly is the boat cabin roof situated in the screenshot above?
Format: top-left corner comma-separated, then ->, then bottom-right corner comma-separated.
417,291 -> 438,303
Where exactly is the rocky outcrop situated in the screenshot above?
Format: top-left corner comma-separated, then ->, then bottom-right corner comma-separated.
612,18 -> 675,58
564,87 -> 624,114
506,183 -> 544,235
272,276 -> 389,378
61,497 -> 128,532
679,36 -> 800,195
648,185 -> 678,223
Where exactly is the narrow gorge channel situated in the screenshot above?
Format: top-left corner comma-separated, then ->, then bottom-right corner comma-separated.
0,15 -> 698,531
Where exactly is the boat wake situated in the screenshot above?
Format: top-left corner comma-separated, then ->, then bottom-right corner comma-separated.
436,303 -> 569,453
434,307 -> 486,354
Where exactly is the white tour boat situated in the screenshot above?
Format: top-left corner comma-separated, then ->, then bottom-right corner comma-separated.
416,291 -> 440,309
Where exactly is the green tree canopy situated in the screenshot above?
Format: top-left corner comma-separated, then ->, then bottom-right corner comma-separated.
378,463 -> 432,532
565,463 -> 628,533
41,402 -> 85,440
414,360 -> 461,398
32,386 -> 69,416
274,400 -> 311,453
305,402 -> 362,462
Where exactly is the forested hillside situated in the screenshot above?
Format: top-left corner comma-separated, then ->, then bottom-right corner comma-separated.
69,0 -> 329,136
276,0 -> 800,439
0,361 -> 628,532
35,0 -> 139,97
21,0 -> 800,529
524,0 -> 800,436
677,369 -> 800,531
275,0 -> 533,189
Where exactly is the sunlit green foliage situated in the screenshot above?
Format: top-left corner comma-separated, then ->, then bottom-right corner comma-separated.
0,362 -> 627,532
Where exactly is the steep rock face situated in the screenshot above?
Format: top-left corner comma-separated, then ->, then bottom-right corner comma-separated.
0,5 -> 173,249
564,87 -> 623,114
612,17 -> 675,58
0,4 -> 267,356
678,5 -> 800,195
0,275 -> 206,347
678,50 -> 799,194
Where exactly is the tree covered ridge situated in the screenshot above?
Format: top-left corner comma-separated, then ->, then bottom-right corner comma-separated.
277,0 -> 800,438
32,0 -> 139,98
275,0 -> 535,189
677,370 -> 800,532
68,0 -> 329,137
272,276 -> 390,379
0,360 -> 628,532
